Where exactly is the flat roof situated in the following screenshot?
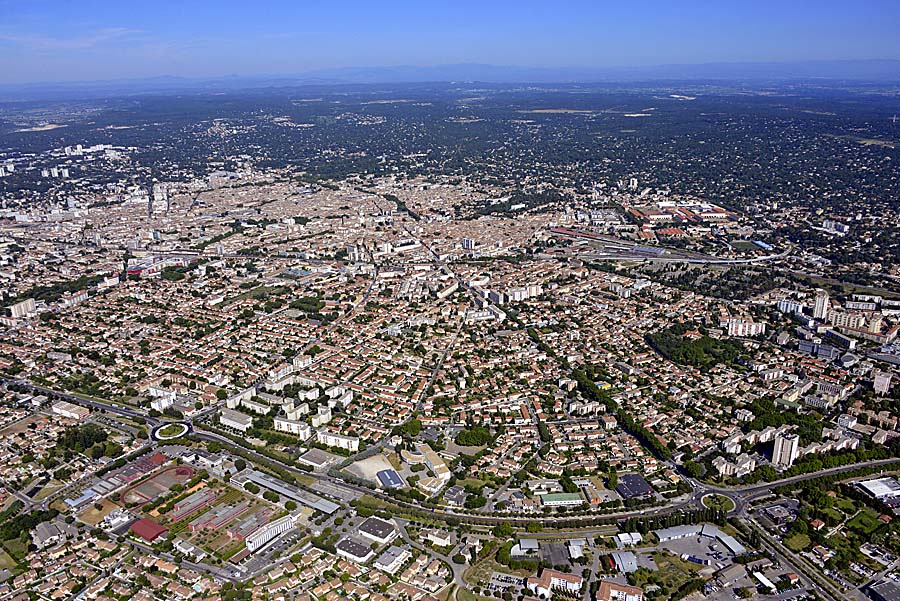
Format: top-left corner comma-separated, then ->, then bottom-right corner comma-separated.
616,474 -> 654,499
377,469 -> 404,489
375,545 -> 408,566
336,537 -> 373,560
130,518 -> 168,542
541,492 -> 583,504
298,447 -> 340,467
861,477 -> 900,499
245,470 -> 339,514
871,579 -> 900,601
611,551 -> 638,573
220,407 -> 253,425
359,516 -> 395,540
64,488 -> 97,507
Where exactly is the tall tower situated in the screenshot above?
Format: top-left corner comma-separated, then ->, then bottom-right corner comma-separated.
772,433 -> 799,468
813,289 -> 830,321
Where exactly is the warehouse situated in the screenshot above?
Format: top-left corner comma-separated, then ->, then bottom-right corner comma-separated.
336,537 -> 375,563
359,516 -> 397,545
540,492 -> 584,507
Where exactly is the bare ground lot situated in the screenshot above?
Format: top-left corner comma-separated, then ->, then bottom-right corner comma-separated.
78,498 -> 120,526
347,454 -> 395,484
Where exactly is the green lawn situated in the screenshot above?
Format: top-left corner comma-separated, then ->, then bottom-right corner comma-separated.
834,497 -> 857,515
2,538 -> 29,562
629,551 -> 699,595
731,240 -> 761,251
457,589 -> 496,601
847,510 -> 883,535
0,548 -> 17,570
784,533 -> 811,552
701,494 -> 735,512
158,423 -> 186,437
820,507 -> 843,524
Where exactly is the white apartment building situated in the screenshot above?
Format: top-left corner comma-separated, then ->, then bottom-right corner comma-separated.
274,417 -> 311,439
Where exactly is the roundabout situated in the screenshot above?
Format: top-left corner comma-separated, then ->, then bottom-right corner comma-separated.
701,493 -> 736,513
152,421 -> 191,441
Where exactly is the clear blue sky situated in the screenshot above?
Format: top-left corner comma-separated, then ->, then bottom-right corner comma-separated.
0,0 -> 898,84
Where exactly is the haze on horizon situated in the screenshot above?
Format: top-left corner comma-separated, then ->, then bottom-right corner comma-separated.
1,0 -> 899,86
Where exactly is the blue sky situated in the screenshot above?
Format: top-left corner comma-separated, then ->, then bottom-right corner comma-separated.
0,0 -> 898,84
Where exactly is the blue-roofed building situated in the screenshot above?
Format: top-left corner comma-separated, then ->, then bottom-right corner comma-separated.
64,488 -> 97,509
377,469 -> 404,489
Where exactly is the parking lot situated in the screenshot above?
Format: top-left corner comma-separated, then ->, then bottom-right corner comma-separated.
488,572 -> 524,592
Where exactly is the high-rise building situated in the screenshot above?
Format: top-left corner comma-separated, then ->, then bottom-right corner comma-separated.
874,371 -> 893,396
813,289 -> 830,321
6,298 -> 36,319
772,433 -> 800,468
776,298 -> 805,316
721,318 -> 767,337
829,310 -> 867,330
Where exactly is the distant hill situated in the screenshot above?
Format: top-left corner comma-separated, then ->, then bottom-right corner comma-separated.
2,60 -> 899,102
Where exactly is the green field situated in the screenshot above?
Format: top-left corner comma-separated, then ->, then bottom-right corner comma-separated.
457,589 -> 497,601
629,552 -> 699,595
0,548 -> 17,570
847,510 -> 883,535
158,423 -> 187,438
2,538 -> 28,562
784,533 -> 811,552
834,497 -> 857,515
702,494 -> 735,512
731,240 -> 761,251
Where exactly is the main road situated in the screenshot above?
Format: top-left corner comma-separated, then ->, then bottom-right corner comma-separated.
7,376 -> 898,528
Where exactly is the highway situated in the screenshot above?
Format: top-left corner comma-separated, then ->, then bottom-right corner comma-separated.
8,373 -> 900,601
7,376 -> 899,528
548,227 -> 791,265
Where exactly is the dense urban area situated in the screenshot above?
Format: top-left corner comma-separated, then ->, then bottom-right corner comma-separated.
0,81 -> 898,601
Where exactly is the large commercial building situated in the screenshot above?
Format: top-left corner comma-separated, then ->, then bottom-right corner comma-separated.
52,400 -> 90,420
377,469 -> 404,489
773,432 -> 800,468
540,492 -> 584,507
358,516 -> 397,545
246,515 -> 294,552
336,537 -> 375,563
130,518 -> 168,542
653,524 -> 746,556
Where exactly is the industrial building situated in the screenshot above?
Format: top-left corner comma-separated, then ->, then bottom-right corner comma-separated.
358,516 -> 397,545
